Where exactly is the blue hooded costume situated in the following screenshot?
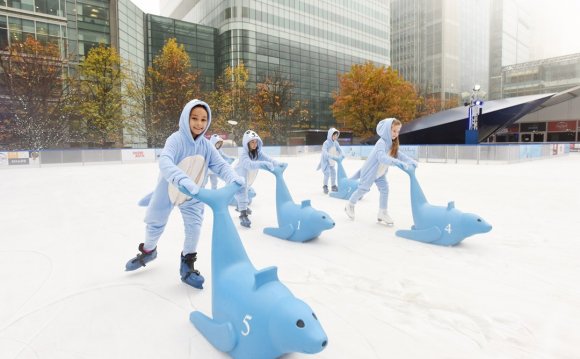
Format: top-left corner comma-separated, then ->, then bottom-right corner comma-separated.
142,99 -> 242,255
234,130 -> 279,211
348,118 -> 417,210
316,127 -> 344,188
208,134 -> 235,189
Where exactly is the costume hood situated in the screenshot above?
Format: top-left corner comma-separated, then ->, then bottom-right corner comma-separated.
242,130 -> 263,154
209,133 -> 224,147
327,127 -> 340,141
376,118 -> 396,148
178,99 -> 212,146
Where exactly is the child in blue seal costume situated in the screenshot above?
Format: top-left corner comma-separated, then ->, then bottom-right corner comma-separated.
125,99 -> 244,289
345,118 -> 417,225
317,127 -> 344,194
208,134 -> 235,189
234,130 -> 286,228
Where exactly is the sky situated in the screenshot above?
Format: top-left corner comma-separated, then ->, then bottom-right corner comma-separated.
128,0 -> 580,60
1,152 -> 579,358
527,0 -> 580,59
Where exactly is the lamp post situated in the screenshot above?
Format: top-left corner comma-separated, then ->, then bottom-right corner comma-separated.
227,120 -> 238,145
465,84 -> 483,144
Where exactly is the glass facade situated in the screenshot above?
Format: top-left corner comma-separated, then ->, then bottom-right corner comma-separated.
391,0 -> 489,103
146,14 -> 217,92
488,0 -> 531,99
501,53 -> 580,98
118,0 -> 146,147
69,0 -> 111,58
117,0 -> 144,76
0,0 -> 66,16
162,0 -> 390,129
0,0 -> 68,55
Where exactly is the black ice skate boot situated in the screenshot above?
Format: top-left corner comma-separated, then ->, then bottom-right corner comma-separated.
180,252 -> 205,289
239,209 -> 251,228
323,185 -> 329,194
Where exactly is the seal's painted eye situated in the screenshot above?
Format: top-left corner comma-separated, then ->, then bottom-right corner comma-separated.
296,319 -> 305,328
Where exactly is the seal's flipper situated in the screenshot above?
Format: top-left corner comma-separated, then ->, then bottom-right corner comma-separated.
263,224 -> 295,239
396,227 -> 442,243
190,311 -> 237,352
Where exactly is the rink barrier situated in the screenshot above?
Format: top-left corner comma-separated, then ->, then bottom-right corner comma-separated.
0,143 -> 574,169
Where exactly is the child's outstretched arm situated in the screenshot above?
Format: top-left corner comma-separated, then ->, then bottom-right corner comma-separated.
158,136 -> 191,187
396,150 -> 418,168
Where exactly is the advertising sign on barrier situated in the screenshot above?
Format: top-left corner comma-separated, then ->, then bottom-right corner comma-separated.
121,149 -> 156,162
1,151 -> 38,167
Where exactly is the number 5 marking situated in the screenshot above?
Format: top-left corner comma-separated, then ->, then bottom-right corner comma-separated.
241,314 -> 252,336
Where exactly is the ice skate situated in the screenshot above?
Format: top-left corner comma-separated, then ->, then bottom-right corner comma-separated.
125,243 -> 157,271
239,210 -> 251,228
345,202 -> 355,219
180,252 -> 205,289
236,207 -> 252,215
323,185 -> 329,194
331,185 -> 338,192
377,209 -> 394,226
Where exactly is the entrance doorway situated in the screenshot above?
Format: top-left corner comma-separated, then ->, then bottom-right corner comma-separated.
520,132 -> 544,142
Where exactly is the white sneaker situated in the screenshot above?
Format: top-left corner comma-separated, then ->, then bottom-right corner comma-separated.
377,209 -> 394,225
345,202 -> 355,219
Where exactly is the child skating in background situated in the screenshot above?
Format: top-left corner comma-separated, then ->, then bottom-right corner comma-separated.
125,99 -> 244,289
345,118 -> 417,225
234,130 -> 286,228
317,127 -> 344,194
208,134 -> 235,189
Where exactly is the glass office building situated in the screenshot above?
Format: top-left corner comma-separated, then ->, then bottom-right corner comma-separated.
391,0 -> 489,103
117,0 -> 145,76
488,0 -> 531,99
1,0 -> 68,56
145,14 -> 217,92
161,0 -> 390,129
1,0 -> 113,60
501,53 -> 580,98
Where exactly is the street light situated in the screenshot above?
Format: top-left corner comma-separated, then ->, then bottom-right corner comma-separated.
465,84 -> 484,144
227,120 -> 238,145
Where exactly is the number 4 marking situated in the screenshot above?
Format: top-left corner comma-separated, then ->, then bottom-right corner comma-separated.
445,224 -> 452,234
241,314 -> 252,336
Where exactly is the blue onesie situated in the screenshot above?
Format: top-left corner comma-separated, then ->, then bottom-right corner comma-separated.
142,99 -> 241,255
348,118 -> 417,210
234,130 -> 279,212
317,127 -> 344,189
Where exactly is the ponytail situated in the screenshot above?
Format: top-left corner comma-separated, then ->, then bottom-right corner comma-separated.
389,119 -> 402,158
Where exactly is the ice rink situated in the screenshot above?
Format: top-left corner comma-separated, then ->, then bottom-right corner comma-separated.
1,152 -> 579,359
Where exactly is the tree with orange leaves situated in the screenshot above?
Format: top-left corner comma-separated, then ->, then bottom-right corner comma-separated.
332,62 -> 418,138
146,38 -> 201,147
0,36 -> 70,149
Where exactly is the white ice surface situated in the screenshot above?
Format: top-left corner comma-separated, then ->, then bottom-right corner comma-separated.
1,153 -> 579,359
